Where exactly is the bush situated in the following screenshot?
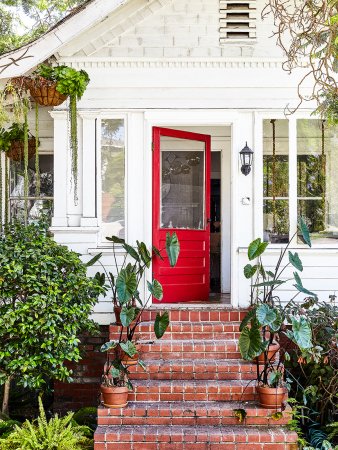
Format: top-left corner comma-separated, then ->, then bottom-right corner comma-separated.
0,397 -> 93,449
0,221 -> 103,411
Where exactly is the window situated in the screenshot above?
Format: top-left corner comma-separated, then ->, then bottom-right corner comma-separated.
261,118 -> 338,246
297,119 -> 338,244
10,154 -> 53,222
100,119 -> 125,241
263,119 -> 289,243
219,0 -> 257,43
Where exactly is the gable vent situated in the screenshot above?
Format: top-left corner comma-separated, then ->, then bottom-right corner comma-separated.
219,0 -> 257,43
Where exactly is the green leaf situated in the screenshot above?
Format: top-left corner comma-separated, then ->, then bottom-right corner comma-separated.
110,367 -> 121,378
254,280 -> 285,287
137,241 -> 151,268
298,217 -> 312,247
233,408 -> 247,423
120,340 -> 137,358
239,307 -> 256,332
120,306 -> 136,327
271,412 -> 283,421
239,322 -> 263,360
106,235 -> 125,244
243,264 -> 258,279
147,279 -> 163,300
154,311 -> 170,339
248,238 -> 268,261
256,304 -> 277,327
289,316 -> 313,350
122,243 -> 140,261
85,252 -> 102,267
166,232 -> 180,267
116,268 -> 137,303
137,359 -> 147,372
293,272 -> 318,298
152,246 -> 164,260
100,340 -> 118,352
288,251 -> 303,272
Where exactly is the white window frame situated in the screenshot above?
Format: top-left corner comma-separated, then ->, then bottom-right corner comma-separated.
96,113 -> 128,246
256,111 -> 338,249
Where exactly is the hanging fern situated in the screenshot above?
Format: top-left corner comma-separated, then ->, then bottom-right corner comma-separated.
35,102 -> 40,197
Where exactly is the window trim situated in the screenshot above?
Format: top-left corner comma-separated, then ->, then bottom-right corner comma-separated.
96,113 -> 128,246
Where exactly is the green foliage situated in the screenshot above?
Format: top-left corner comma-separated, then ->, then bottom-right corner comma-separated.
0,420 -> 21,439
0,397 -> 92,449
233,408 -> 247,423
0,221 -> 102,389
239,218 -> 314,390
154,312 -> 170,339
72,407 -> 97,433
0,123 -> 31,153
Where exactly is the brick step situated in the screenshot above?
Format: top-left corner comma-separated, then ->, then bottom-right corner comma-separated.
98,401 -> 291,427
94,425 -> 298,450
110,321 -> 241,341
128,380 -> 256,402
127,359 -> 258,381
140,308 -> 248,323
134,339 -> 241,360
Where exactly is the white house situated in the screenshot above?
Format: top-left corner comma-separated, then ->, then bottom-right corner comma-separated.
1,0 -> 338,325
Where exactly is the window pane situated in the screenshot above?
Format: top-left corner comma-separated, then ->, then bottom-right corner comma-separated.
10,199 -> 53,222
101,119 -> 125,240
297,119 -> 338,244
263,119 -> 289,243
160,136 -> 205,230
10,155 -> 53,198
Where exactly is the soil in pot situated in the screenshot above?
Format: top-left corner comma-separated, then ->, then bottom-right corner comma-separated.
100,385 -> 129,408
257,385 -> 288,409
256,342 -> 280,364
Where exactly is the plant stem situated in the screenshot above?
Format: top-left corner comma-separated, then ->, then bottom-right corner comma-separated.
0,153 -> 2,232
35,102 -> 40,197
2,377 -> 11,416
69,94 -> 78,203
4,155 -> 8,226
23,100 -> 29,225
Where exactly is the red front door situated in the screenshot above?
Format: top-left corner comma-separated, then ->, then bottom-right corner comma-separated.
152,127 -> 211,303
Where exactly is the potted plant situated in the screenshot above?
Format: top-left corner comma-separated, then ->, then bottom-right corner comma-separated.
23,64 -> 90,200
239,217 -> 314,409
92,232 -> 179,403
100,339 -> 145,408
0,123 -> 37,161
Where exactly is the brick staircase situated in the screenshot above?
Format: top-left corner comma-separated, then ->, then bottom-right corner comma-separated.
94,307 -> 298,450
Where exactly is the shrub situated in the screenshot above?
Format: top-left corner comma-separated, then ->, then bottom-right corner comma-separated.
0,221 -> 103,413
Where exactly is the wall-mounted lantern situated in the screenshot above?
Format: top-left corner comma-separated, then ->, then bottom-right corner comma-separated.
239,142 -> 254,176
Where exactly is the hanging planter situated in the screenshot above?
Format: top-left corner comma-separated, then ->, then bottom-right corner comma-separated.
0,123 -> 38,162
23,64 -> 90,202
24,77 -> 68,107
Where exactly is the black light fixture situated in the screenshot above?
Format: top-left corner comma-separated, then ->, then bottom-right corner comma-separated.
240,142 -> 254,176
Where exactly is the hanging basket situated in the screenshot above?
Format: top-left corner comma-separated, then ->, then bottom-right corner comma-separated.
6,138 -> 36,162
24,77 -> 68,107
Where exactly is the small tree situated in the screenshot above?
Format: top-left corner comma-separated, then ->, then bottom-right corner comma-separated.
0,221 -> 103,415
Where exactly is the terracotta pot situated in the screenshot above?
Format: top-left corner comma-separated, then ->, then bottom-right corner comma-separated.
24,77 -> 68,107
257,385 -> 288,409
121,344 -> 141,366
256,342 -> 280,363
100,385 -> 129,408
7,138 -> 36,162
114,306 -> 122,326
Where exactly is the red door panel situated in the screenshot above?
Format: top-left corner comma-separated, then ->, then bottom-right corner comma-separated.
152,127 -> 211,303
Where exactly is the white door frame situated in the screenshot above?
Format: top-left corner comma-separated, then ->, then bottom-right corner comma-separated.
143,109 -> 253,308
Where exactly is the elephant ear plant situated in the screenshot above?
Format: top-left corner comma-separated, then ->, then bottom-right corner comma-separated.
238,217 -> 314,408
94,232 -> 180,407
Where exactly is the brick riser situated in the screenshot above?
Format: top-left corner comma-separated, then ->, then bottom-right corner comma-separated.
94,308 -> 297,450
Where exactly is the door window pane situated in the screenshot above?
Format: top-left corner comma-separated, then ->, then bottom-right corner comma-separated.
160,136 -> 205,229
101,119 -> 125,240
263,119 -> 289,243
297,119 -> 338,244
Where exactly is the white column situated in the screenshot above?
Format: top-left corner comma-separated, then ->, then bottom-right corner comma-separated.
50,111 -> 68,227
78,111 -> 98,227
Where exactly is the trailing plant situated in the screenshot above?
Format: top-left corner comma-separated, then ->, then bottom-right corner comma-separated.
95,233 -> 180,388
0,396 -> 93,450
0,220 -> 104,415
29,64 -> 90,201
0,419 -> 21,439
239,217 -> 314,396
